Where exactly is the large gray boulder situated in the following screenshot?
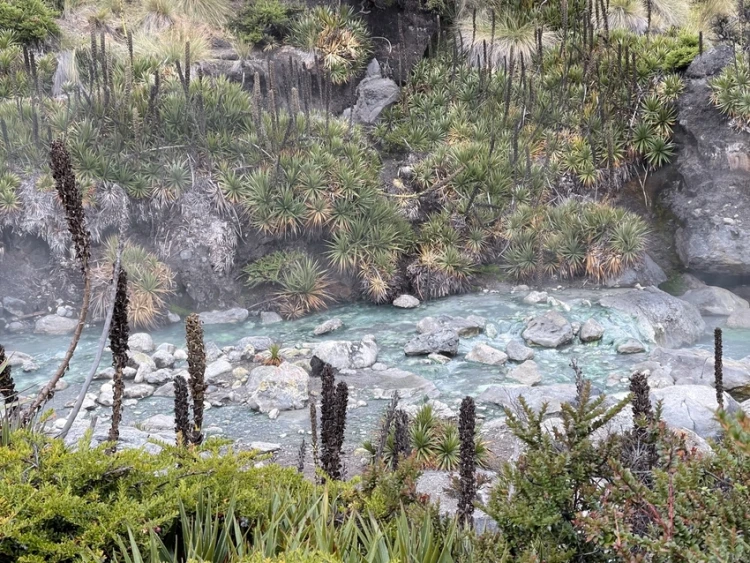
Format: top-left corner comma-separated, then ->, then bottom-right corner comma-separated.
522,311 -> 574,348
465,343 -> 508,365
246,363 -> 309,413
312,335 -> 378,369
416,315 -> 485,337
152,349 -> 176,369
2,296 -> 27,316
649,347 -> 750,394
34,314 -> 77,335
727,309 -> 750,329
617,338 -> 646,354
505,339 -> 534,362
599,287 -> 706,348
205,359 -> 233,381
416,470 -> 498,533
128,333 -> 155,353
404,329 -> 459,356
139,414 -> 175,433
313,318 -> 343,336
4,351 -> 38,372
662,47 -> 750,278
346,60 -> 400,124
478,383 -> 579,415
507,360 -> 542,385
680,286 -> 749,316
199,308 -> 249,325
652,385 -> 740,439
260,311 -> 283,325
328,366 -> 439,400
128,351 -> 156,370
124,383 -> 155,399
605,254 -> 667,288
238,336 -> 274,352
393,294 -> 420,308
579,318 -> 605,342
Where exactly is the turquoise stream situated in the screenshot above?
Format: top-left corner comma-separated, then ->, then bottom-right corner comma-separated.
4,290 -> 750,456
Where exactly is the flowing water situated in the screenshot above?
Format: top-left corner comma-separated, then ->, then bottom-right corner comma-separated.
4,289 -> 750,454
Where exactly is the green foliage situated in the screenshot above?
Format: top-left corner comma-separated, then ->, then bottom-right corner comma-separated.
710,54 -> 750,129
228,0 -> 301,48
363,404 -> 490,472
110,477 -> 476,563
504,200 -> 649,283
578,411 -> 750,561
244,250 -> 307,287
288,6 -> 371,84
487,378 -> 631,562
376,27 -> 679,285
0,429 -> 311,562
0,0 -> 59,46
244,251 -> 332,319
91,237 -> 175,329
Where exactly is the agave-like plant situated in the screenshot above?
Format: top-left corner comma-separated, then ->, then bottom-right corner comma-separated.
91,237 -> 175,329
288,6 -> 372,84
607,218 -> 649,268
434,423 -> 461,470
277,256 -> 333,319
458,11 -> 555,68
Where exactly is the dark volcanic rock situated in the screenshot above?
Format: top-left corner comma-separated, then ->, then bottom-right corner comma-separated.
661,47 -> 750,278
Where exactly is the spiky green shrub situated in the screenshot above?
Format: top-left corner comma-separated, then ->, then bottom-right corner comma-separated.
363,403 -> 490,471
288,6 -> 371,84
244,251 -> 333,319
504,200 -> 649,283
578,411 -> 750,561
710,54 -> 750,129
487,379 -> 631,561
91,237 -> 175,329
375,27 -> 678,285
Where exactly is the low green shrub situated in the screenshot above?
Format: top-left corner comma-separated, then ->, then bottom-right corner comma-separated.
227,0 -> 302,48
0,0 -> 59,46
487,378 -> 631,562
0,430 -> 312,562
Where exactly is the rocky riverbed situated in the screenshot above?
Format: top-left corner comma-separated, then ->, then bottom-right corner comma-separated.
3,282 -> 750,474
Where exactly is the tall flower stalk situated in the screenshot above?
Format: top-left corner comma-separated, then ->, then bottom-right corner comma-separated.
0,346 -> 17,406
320,360 -> 347,480
714,327 -> 724,410
185,313 -> 206,445
174,376 -> 192,447
24,140 -> 92,423
107,269 -> 130,448
457,396 -> 476,527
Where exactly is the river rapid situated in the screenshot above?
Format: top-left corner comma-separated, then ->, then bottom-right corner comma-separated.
4,288 -> 750,460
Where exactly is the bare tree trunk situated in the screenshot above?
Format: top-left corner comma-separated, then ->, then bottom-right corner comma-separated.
58,249 -> 122,440
24,276 -> 91,424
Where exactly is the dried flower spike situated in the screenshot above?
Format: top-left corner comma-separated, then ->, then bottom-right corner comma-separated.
185,313 -> 206,445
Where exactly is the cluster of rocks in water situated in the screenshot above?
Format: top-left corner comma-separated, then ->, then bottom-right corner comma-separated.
5,278 -> 750,487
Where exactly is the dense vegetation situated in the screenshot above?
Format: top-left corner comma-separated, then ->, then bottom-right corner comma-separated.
0,0 -> 717,321
3,367 -> 750,562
